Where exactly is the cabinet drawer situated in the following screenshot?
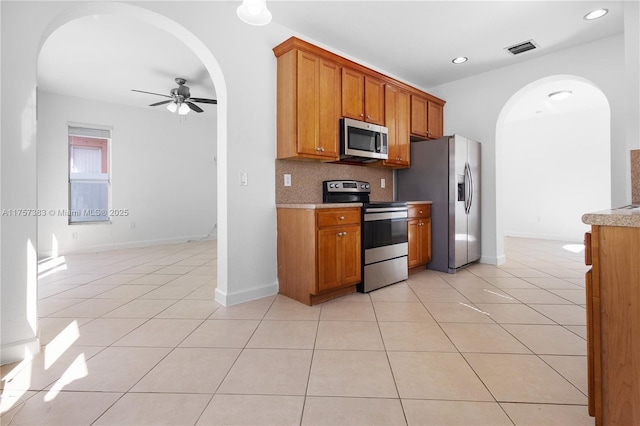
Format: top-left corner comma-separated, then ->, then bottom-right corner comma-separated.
317,209 -> 360,227
408,204 -> 431,219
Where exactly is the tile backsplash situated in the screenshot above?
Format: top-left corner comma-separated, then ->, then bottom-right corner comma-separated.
632,149 -> 640,204
275,160 -> 394,204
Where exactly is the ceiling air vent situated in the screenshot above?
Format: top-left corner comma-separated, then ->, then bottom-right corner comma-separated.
506,40 -> 538,55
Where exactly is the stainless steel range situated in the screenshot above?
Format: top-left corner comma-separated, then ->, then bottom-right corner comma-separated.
323,180 -> 408,293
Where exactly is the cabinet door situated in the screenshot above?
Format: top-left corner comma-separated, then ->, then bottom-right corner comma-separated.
296,51 -> 321,156
411,95 -> 428,137
407,219 -> 421,268
364,76 -> 385,125
419,218 -> 432,264
339,224 -> 361,285
318,58 -> 341,157
342,67 -> 365,120
427,101 -> 443,139
317,227 -> 340,293
383,85 -> 410,167
396,90 -> 411,165
384,85 -> 399,165
297,51 -> 340,159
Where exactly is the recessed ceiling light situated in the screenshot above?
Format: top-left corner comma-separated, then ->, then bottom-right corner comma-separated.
548,90 -> 573,101
452,57 -> 468,64
584,8 -> 608,20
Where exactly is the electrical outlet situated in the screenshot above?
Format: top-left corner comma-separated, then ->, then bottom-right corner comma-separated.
240,172 -> 248,186
130,222 -> 136,229
381,178 -> 386,188
284,174 -> 292,187
71,232 -> 78,240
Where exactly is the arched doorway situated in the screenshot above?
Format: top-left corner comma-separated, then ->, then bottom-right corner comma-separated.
35,2 -> 228,300
495,75 -> 610,253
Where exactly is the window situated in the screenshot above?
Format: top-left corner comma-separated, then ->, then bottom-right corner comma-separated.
68,126 -> 111,223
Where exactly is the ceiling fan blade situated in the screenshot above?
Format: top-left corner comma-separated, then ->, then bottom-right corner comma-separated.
149,100 -> 173,107
131,89 -> 172,98
190,98 -> 217,104
186,102 -> 204,113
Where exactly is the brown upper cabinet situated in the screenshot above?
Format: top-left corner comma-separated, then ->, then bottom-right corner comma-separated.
383,84 -> 410,168
411,94 -> 444,140
273,37 -> 445,162
275,48 -> 342,161
342,67 -> 385,125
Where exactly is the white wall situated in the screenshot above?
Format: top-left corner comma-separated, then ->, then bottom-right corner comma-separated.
428,33 -> 634,265
37,90 -> 217,256
502,107 -> 610,242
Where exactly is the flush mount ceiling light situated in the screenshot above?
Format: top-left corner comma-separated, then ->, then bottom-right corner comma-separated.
548,90 -> 573,101
237,0 -> 272,26
584,8 -> 608,20
452,56 -> 468,64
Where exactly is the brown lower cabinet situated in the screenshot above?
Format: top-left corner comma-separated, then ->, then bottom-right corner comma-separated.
407,203 -> 432,272
585,226 -> 640,425
277,207 -> 361,305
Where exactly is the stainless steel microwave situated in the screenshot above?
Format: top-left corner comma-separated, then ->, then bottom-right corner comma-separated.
340,117 -> 388,163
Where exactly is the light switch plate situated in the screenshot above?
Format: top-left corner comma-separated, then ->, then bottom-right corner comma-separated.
240,172 -> 248,186
381,178 -> 386,188
284,174 -> 292,187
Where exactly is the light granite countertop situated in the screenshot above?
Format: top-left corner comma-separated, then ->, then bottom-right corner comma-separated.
277,200 -> 433,209
582,205 -> 640,228
276,203 -> 363,209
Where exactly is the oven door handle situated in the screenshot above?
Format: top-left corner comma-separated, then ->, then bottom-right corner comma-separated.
364,212 -> 408,221
364,207 -> 408,213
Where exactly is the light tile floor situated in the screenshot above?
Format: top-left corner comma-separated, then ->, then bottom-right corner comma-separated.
1,237 -> 595,425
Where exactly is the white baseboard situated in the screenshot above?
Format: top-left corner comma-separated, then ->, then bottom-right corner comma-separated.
39,234 -> 216,258
1,337 -> 40,365
480,254 -> 507,266
503,232 -> 584,244
215,280 -> 279,307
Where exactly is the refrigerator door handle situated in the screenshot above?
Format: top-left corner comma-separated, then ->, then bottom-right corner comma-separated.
464,163 -> 472,214
467,163 -> 473,213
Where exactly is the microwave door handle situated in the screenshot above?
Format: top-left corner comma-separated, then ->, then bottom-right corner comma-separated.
375,132 -> 381,153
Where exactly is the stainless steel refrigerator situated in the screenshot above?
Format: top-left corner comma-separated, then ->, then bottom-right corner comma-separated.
396,135 -> 481,273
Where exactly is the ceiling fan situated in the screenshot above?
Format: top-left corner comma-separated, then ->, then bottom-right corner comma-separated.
132,77 -> 217,114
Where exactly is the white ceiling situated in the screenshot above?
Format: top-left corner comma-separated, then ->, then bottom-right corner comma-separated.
37,1 -> 624,114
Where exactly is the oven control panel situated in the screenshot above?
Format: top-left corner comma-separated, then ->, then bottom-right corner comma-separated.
324,180 -> 370,192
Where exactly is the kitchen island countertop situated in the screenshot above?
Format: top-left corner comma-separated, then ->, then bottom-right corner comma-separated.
582,205 -> 640,228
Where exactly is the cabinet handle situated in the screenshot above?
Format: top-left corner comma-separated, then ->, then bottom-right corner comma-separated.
321,147 -> 325,152
339,216 -> 345,220
419,210 -> 423,214
337,231 -> 346,236
360,113 -> 364,117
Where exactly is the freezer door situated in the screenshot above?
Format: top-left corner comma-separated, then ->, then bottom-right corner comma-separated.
467,139 -> 481,263
451,135 -> 469,270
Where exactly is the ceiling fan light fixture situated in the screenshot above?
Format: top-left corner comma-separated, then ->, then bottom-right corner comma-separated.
584,8 -> 608,20
237,0 -> 272,26
167,102 -> 178,113
548,90 -> 573,101
178,102 -> 190,115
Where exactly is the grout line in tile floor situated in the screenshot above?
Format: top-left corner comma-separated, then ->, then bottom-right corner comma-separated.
0,237 -> 594,425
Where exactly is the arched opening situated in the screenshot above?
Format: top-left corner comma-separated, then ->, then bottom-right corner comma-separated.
34,3 -> 228,298
496,75 -> 611,256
